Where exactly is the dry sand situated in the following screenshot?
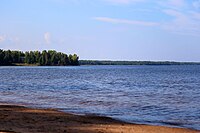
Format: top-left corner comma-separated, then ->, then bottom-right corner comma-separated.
0,104 -> 199,133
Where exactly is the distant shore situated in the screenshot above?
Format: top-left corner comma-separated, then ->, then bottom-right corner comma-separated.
0,104 -> 198,133
79,60 -> 200,66
1,61 -> 200,66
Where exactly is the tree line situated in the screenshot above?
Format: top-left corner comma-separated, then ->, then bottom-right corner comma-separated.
0,49 -> 79,66
79,60 -> 200,65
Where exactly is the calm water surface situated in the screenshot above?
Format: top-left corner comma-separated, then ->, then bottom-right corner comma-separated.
0,65 -> 200,130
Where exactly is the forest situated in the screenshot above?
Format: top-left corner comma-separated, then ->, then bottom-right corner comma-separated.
0,49 -> 79,66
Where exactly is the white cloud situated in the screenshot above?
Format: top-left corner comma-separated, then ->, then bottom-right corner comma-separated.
162,9 -> 200,36
94,17 -> 158,26
63,0 -> 200,36
0,35 -> 22,44
163,9 -> 185,18
44,32 -> 51,44
152,0 -> 200,36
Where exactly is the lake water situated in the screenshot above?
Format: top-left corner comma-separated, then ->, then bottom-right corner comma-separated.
0,65 -> 200,130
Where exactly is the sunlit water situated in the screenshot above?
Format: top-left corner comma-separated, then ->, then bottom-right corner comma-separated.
0,65 -> 200,130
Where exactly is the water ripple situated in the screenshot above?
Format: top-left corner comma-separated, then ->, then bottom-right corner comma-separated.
0,65 -> 200,130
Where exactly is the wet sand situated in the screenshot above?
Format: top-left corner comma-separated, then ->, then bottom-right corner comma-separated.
0,104 -> 199,133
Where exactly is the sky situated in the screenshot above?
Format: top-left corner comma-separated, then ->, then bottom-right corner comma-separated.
0,0 -> 200,61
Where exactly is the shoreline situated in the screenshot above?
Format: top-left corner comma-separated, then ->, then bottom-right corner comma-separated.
0,104 -> 199,133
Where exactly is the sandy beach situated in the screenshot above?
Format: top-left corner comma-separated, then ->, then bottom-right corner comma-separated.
0,104 -> 198,133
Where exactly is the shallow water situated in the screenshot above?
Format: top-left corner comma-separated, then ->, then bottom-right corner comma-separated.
0,65 -> 200,130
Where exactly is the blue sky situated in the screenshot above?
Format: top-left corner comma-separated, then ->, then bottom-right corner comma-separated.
0,0 -> 200,61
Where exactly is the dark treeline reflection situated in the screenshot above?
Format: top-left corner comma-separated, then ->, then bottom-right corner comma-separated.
0,49 -> 79,66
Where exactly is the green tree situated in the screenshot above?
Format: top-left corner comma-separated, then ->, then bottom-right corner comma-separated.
34,51 -> 41,63
0,49 -> 79,66
41,50 -> 48,65
69,54 -> 79,65
0,49 -> 5,65
4,50 -> 12,65
24,52 -> 31,64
